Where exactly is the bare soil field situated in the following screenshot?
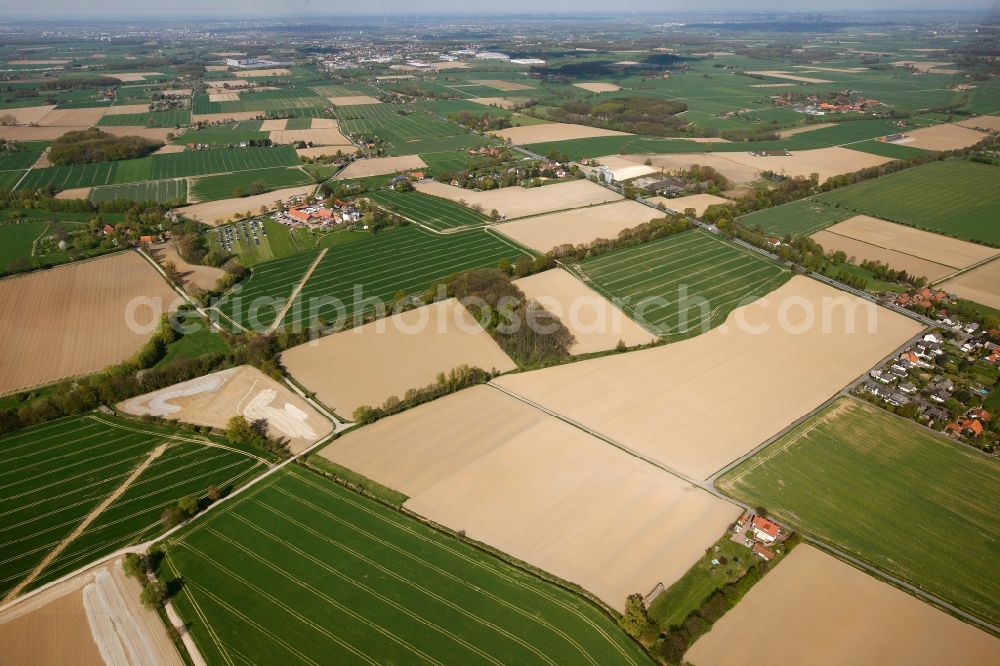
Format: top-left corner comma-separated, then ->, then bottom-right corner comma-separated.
282,299 -> 517,416
310,118 -> 340,129
259,118 -> 287,131
326,95 -> 382,106
322,384 -> 739,609
903,123 -> 988,150
296,145 -> 354,159
471,79 -> 535,91
0,104 -> 56,124
493,123 -> 629,144
573,82 -> 622,92
153,144 -> 186,155
430,61 -> 470,70
747,70 -> 832,83
889,60 -> 953,72
495,199 -> 662,252
208,91 -> 240,103
234,68 -> 291,78
104,104 -> 153,116
36,107 -> 107,127
0,125 -> 88,140
957,115 -> 1000,132
814,215 -> 997,273
940,258 -> 1000,310
0,252 -> 181,396
174,184 -> 315,225
593,155 -> 659,181
100,126 -> 175,141
105,72 -> 162,82
335,155 -> 427,179
415,178 -> 622,219
812,230 -> 955,281
492,277 -> 922,480
0,559 -> 182,666
687,545 -> 1000,666
269,127 -> 350,146
513,269 -> 656,354
149,241 -> 225,292
205,64 -> 230,71
621,153 -> 763,186
7,59 -> 69,65
469,97 -> 525,109
54,186 -> 92,200
717,147 -> 894,182
777,122 -> 836,138
191,111 -> 264,123
118,365 -> 331,453
648,193 -> 732,216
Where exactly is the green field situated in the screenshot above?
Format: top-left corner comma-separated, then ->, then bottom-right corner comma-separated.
281,226 -> 531,329
718,397 -> 1000,626
191,167 -> 312,202
162,465 -> 649,666
0,221 -> 48,267
172,121 -> 268,146
575,229 -> 790,339
18,159 -> 142,191
215,249 -> 320,329
334,103 -> 405,120
339,113 -> 486,155
193,89 -> 327,115
737,197 -> 855,237
97,109 -> 190,127
0,146 -> 45,171
0,170 -> 25,190
150,145 -> 300,179
0,414 -> 266,598
814,160 -> 1000,245
366,189 -> 490,231
90,178 -> 188,204
209,218 -> 311,267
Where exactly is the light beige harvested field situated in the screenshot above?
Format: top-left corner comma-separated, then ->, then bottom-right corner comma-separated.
208,91 -> 240,102
493,122 -> 629,144
149,241 -> 225,291
310,118 -> 339,128
471,79 -> 535,91
573,82 -> 621,92
594,155 -> 659,181
283,299 -> 517,416
749,83 -> 797,88
118,365 -> 331,453
940,258 -> 1000,310
36,106 -> 107,127
54,186 -> 92,200
889,60 -> 953,72
205,64 -> 230,71
191,110 -> 264,123
903,123 -> 987,150
0,560 -> 183,666
205,79 -> 255,89
326,95 -> 382,106
100,125 -> 175,141
648,193 -> 732,216
720,146 -> 894,182
336,154 -> 427,179
7,59 -> 69,65
175,185 -> 315,225
778,122 -> 835,138
153,144 -> 186,155
416,178 -> 622,219
0,104 -> 56,124
620,153 -> 762,186
817,215 -> 997,271
514,269 -> 656,354
269,127 -> 350,146
0,125 -> 89,141
812,230 -> 955,282
105,72 -> 162,82
747,70 -> 832,83
323,385 -> 739,609
496,200 -> 662,252
259,118 -> 287,131
234,68 -> 291,77
103,103 -> 152,115
493,277 -> 922,479
296,145 -> 355,159
468,97 -> 525,109
793,65 -> 869,73
956,115 -> 1000,132
430,61 -> 470,70
687,545 -> 1000,666
0,252 -> 180,396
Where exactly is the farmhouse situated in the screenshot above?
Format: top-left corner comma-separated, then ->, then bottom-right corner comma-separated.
751,515 -> 782,544
752,543 -> 776,561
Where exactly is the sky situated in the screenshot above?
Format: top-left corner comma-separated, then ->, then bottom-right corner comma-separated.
0,0 -> 995,19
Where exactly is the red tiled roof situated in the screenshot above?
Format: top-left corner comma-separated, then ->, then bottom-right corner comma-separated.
751,516 -> 780,538
752,543 -> 775,560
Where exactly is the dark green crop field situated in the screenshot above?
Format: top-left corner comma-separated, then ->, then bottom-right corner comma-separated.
162,465 -> 649,666
718,397 -> 1000,627
366,189 -> 489,231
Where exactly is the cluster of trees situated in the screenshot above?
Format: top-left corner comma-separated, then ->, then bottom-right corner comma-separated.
123,550 -> 169,610
546,96 -> 689,136
451,111 -> 512,132
548,214 -> 692,263
351,364 -> 493,425
357,198 -> 408,233
226,414 -> 290,457
48,128 -> 163,166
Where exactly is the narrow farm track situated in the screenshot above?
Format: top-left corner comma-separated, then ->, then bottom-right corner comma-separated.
267,248 -> 328,333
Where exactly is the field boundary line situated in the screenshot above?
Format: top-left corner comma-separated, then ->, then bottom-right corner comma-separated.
4,443 -> 168,602
268,247 -> 327,333
929,253 -> 1000,288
